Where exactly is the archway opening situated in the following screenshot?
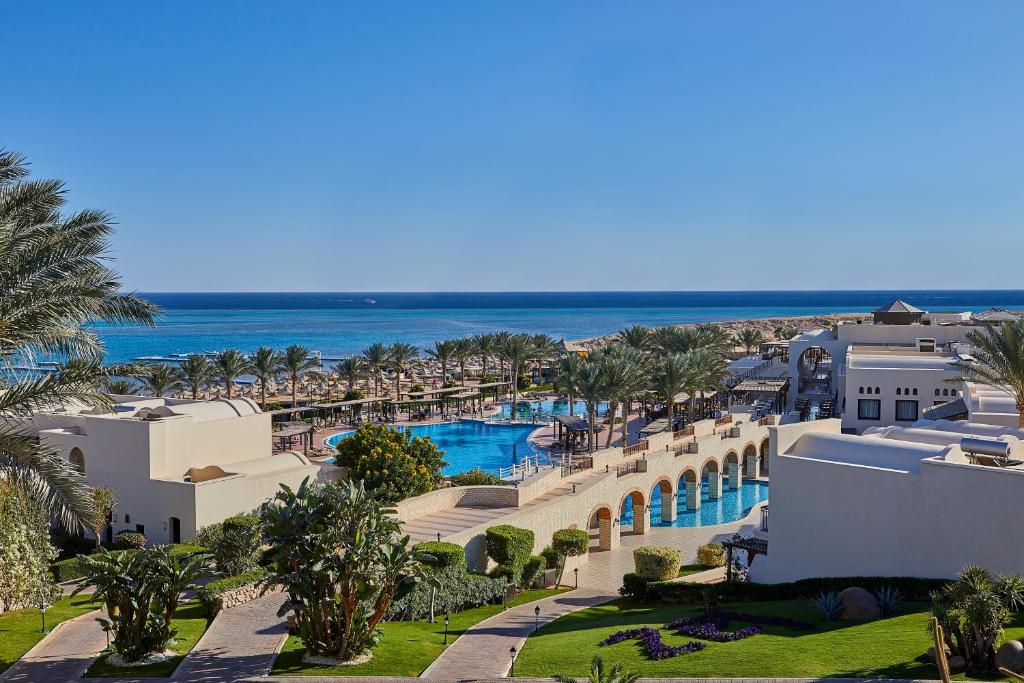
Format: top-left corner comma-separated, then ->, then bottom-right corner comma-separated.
650,479 -> 674,525
589,506 -> 614,552
743,444 -> 759,479
69,447 -> 85,474
759,437 -> 770,476
618,490 -> 647,536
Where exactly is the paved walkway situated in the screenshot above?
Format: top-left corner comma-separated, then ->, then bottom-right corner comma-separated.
1,608 -> 107,682
171,591 -> 287,681
421,589 -> 616,680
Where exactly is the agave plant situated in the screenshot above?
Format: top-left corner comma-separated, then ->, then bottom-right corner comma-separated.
875,586 -> 902,617
812,591 -> 842,620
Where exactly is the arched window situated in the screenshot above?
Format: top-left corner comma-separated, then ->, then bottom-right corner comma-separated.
943,389 -> 949,396
904,387 -> 911,395
935,389 -> 941,396
875,387 -> 881,394
912,388 -> 918,395
951,389 -> 957,397
858,387 -> 864,394
896,388 -> 901,395
69,447 -> 85,474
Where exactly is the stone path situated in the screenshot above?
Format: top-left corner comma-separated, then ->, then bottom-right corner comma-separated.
171,591 -> 287,681
420,589 -> 617,680
1,608 -> 106,682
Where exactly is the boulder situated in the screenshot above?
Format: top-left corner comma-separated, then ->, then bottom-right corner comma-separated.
927,645 -> 951,661
837,587 -> 881,620
996,640 -> 1024,673
947,655 -> 965,672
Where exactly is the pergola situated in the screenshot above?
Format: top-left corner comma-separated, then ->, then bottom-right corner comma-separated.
554,415 -> 593,453
271,421 -> 316,454
269,396 -> 393,427
638,417 -> 671,438
730,379 -> 790,414
723,536 -> 768,581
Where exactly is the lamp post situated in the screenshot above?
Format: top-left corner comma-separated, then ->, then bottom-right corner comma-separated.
38,597 -> 50,634
443,615 -> 450,645
509,646 -> 517,678
574,566 -> 579,589
534,604 -> 540,632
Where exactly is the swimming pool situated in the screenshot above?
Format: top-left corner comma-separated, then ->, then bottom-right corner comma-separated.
619,479 -> 769,528
324,421 -> 544,476
492,399 -> 609,421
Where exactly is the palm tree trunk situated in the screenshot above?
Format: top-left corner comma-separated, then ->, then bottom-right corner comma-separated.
460,360 -> 466,386
1018,400 -> 1024,428
261,384 -> 266,409
510,362 -> 519,422
604,400 -> 617,448
621,396 -> 629,447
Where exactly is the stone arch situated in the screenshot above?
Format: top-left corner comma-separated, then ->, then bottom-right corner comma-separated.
700,457 -> 720,476
759,437 -> 770,476
69,447 -> 85,474
742,442 -> 759,478
651,478 -> 675,525
701,456 -> 723,500
588,504 -> 616,552
618,489 -> 647,536
724,449 -> 742,490
678,467 -> 702,511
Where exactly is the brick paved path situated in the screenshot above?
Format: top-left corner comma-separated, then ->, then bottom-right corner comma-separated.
420,589 -> 616,680
1,608 -> 106,682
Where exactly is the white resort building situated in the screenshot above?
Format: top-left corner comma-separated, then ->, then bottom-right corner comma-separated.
32,396 -> 320,544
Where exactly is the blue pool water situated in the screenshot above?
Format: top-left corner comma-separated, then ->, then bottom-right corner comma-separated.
324,421 -> 543,476
619,479 -> 769,528
493,399 -> 609,421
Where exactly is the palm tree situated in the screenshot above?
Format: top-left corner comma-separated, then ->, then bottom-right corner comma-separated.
249,347 -> 282,408
0,147 -> 158,528
530,334 -> 558,385
952,320 -> 1024,427
105,378 -> 137,396
555,655 -> 640,683
575,359 -> 608,453
136,363 -> 181,397
773,324 -> 799,341
279,344 -> 322,409
335,356 -> 366,396
601,345 -> 649,447
555,354 -> 585,416
694,323 -> 733,355
176,354 -> 216,401
425,339 -> 457,385
652,353 -> 689,431
473,333 -> 497,380
735,327 -> 766,356
688,347 -> 730,420
453,337 -> 474,386
388,342 -> 420,399
361,342 -> 390,397
498,333 -> 536,421
215,349 -> 250,399
652,326 -> 700,356
493,331 -> 512,381
617,324 -> 654,355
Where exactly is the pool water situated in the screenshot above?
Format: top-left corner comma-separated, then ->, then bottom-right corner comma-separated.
324,421 -> 544,476
493,399 -> 609,421
619,479 -> 769,528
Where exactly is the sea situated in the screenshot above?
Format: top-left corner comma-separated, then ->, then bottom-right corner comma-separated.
93,290 -> 1024,364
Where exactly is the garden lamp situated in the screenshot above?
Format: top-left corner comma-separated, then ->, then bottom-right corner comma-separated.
509,646 -> 517,678
443,614 -> 450,645
38,596 -> 50,634
574,566 -> 579,588
534,604 -> 540,632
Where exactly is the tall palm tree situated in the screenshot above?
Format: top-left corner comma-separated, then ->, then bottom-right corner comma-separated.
104,378 -> 137,396
694,323 -> 733,354
601,345 -> 649,447
279,344 -> 322,409
0,147 -> 158,528
688,347 -> 730,420
498,333 -> 536,420
176,354 -> 216,401
336,356 -> 367,395
215,349 -> 250,399
425,339 -> 457,385
453,337 -> 474,386
493,331 -> 512,381
617,324 -> 654,355
473,333 -> 497,380
575,359 -> 609,453
735,328 -> 766,356
388,342 -> 420,399
773,324 -> 799,341
653,326 -> 700,356
361,342 -> 390,397
652,353 -> 689,431
249,347 -> 282,408
953,320 -> 1024,427
136,363 -> 181,397
530,334 -> 558,385
555,354 -> 585,416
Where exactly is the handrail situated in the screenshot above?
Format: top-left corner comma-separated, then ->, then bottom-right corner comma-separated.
758,415 -> 776,426
623,439 -> 649,456
715,414 -> 733,426
720,426 -> 742,440
497,453 -> 543,480
672,426 -> 694,440
674,441 -> 699,455
616,460 -> 640,477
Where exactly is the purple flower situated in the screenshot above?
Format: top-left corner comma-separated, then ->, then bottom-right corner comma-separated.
601,626 -> 705,660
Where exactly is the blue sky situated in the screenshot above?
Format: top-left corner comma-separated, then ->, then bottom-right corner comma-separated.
4,2 -> 1023,292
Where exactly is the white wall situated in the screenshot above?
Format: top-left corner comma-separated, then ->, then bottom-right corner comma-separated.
842,356 -> 962,432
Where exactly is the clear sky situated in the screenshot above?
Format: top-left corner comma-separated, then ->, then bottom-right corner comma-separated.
4,1 -> 1023,292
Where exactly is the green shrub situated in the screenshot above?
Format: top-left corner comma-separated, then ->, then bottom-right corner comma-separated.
413,541 -> 466,569
196,567 -> 268,616
485,525 -> 534,584
386,567 -> 506,621
551,527 -> 589,585
638,575 -> 949,604
540,546 -> 560,570
215,514 -> 262,575
334,423 -> 447,501
449,469 -> 506,487
633,546 -> 682,581
168,543 -> 207,558
193,522 -> 224,550
522,555 -> 546,588
113,530 -> 146,550
697,542 -> 725,568
620,572 -> 650,600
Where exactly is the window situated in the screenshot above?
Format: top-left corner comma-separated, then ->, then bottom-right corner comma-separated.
125,514 -> 131,523
895,399 -> 919,422
875,387 -> 881,394
912,388 -> 918,395
858,399 -> 881,420
904,387 -> 910,395
858,386 -> 864,394
896,388 -> 902,395
69,447 -> 85,474
951,389 -> 958,397
943,389 -> 949,396
935,389 -> 941,396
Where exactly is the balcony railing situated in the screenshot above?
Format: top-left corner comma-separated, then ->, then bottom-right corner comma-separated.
760,505 -> 769,532
623,439 -> 649,456
673,426 -> 695,440
715,414 -> 733,427
674,441 -> 699,455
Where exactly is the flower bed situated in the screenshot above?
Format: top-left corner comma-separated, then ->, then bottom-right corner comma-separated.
600,627 -> 705,660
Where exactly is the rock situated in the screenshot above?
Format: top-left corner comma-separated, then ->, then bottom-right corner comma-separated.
996,640 -> 1024,672
927,645 -> 951,661
947,655 -> 965,672
837,587 -> 881,620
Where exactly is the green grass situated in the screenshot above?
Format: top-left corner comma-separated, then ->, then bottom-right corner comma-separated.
85,601 -> 209,678
678,564 -> 713,577
0,594 -> 99,674
272,588 -> 564,677
515,598 -> 1024,680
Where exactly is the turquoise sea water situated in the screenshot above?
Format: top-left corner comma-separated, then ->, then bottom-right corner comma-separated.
619,479 -> 770,528
93,290 -> 1024,362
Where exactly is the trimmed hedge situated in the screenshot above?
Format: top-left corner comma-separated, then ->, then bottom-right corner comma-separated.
620,574 -> 950,603
697,543 -> 726,568
113,530 -> 146,549
169,543 -> 208,558
552,528 -> 589,558
196,567 -> 268,611
522,555 -> 546,589
449,469 -> 507,487
414,541 -> 466,569
633,546 -> 682,581
485,524 -> 534,584
541,546 -> 560,570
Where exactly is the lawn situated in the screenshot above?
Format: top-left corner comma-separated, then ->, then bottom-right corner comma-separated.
0,594 -> 99,674
85,601 -> 209,678
272,588 -> 564,677
679,563 -> 714,577
515,598 -> 1024,680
